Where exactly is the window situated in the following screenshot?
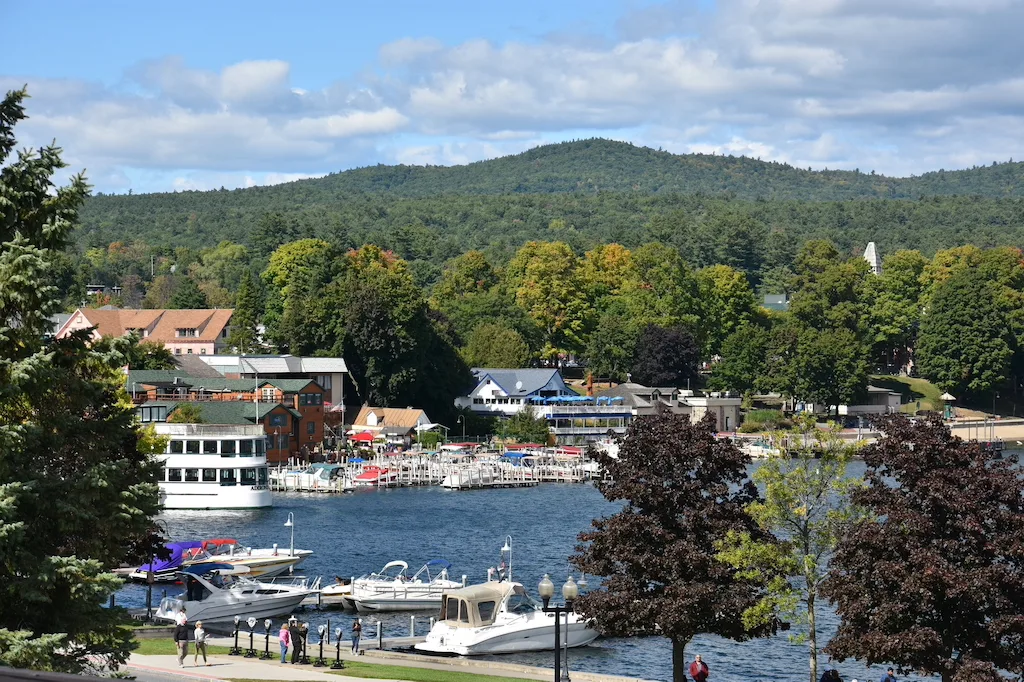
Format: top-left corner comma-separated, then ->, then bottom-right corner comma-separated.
459,600 -> 470,623
268,414 -> 287,427
220,469 -> 237,486
202,468 -> 217,482
277,434 -> 290,451
175,328 -> 198,338
307,421 -> 315,435
187,348 -> 193,354
240,468 -> 257,485
258,467 -> 268,485
299,393 -> 322,406
314,374 -> 332,390
239,439 -> 253,456
170,440 -> 183,454
200,348 -> 206,355
477,601 -> 497,624
220,439 -> 236,455
256,438 -> 266,455
262,387 -> 276,401
203,440 -> 217,454
473,398 -> 483,405
184,468 -> 199,482
167,468 -> 182,482
186,440 -> 200,454
174,348 -> 181,355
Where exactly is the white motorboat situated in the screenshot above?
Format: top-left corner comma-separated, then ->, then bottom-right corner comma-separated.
183,538 -> 313,578
414,581 -> 599,655
154,564 -> 320,624
352,560 -> 465,613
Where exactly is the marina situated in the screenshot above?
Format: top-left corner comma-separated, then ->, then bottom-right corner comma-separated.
113,462 -> 936,682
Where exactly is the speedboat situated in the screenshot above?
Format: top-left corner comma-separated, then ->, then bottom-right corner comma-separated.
352,560 -> 465,613
128,541 -> 203,582
353,465 -> 397,487
415,581 -> 599,655
154,564 -> 320,624
183,538 -> 313,578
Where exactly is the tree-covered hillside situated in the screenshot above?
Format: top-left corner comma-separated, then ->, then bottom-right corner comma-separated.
80,139 -> 1024,252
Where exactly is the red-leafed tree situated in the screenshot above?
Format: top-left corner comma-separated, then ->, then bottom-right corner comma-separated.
572,412 -> 777,682
821,414 -> 1024,682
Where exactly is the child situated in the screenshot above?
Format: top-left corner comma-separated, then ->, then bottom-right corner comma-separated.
193,621 -> 208,666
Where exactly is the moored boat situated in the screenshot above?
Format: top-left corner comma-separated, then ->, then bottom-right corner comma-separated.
128,541 -> 203,582
351,559 -> 465,612
183,538 -> 313,578
352,465 -> 397,487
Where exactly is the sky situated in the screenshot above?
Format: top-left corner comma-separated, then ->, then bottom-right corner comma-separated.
5,0 -> 1024,194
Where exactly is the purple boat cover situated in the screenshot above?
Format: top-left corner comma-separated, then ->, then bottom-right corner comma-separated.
137,540 -> 204,573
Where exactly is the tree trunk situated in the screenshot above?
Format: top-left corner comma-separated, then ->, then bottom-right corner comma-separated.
672,638 -> 689,682
808,591 -> 818,682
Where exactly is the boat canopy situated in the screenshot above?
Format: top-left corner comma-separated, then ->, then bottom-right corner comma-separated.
137,540 -> 203,573
181,562 -> 250,576
503,451 -> 528,459
351,431 -> 375,443
349,457 -> 366,463
425,559 -> 451,568
437,582 -> 518,628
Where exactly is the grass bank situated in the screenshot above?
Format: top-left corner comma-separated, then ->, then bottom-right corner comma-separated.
870,375 -> 944,413
131,637 -> 233,656
327,661 -> 526,682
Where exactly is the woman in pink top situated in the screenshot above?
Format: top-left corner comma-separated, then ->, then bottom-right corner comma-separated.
278,623 -> 291,663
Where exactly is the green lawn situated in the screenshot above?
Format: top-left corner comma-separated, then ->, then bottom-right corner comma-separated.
328,660 -> 527,682
870,375 -> 944,414
131,638 -> 233,656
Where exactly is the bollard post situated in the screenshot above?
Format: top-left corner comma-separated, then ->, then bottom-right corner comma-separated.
409,615 -> 415,637
377,620 -> 383,650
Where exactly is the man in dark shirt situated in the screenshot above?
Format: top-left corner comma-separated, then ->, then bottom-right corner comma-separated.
173,621 -> 189,667
288,617 -> 301,664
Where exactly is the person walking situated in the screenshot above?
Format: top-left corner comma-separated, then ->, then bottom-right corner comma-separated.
288,616 -> 301,664
173,619 -> 189,667
689,654 -> 709,682
192,621 -> 208,666
351,618 -> 362,654
278,622 -> 291,663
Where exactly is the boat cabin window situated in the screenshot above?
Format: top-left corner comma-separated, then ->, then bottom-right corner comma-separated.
221,440 -> 236,456
240,440 -> 253,456
258,467 -> 268,485
186,440 -> 200,454
202,468 -> 217,482
167,468 -> 182,482
459,600 -> 470,623
170,440 -> 183,454
256,439 -> 266,456
241,468 -> 257,485
203,441 -> 217,454
477,600 -> 497,624
184,468 -> 199,482
220,469 -> 237,486
507,586 -> 540,614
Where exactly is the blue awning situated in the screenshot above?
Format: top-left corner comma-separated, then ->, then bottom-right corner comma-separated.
503,451 -> 529,458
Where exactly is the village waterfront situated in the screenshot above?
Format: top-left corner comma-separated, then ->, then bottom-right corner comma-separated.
113,460 -> 946,682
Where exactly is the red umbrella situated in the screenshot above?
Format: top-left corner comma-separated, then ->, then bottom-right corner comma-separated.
351,431 -> 375,443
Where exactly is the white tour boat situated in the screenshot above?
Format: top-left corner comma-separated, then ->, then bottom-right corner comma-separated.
414,581 -> 599,655
154,564 -> 320,624
152,423 -> 272,509
351,560 -> 466,613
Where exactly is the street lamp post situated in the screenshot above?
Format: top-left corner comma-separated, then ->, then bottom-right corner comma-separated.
457,415 -> 466,442
538,573 -> 582,682
284,512 -> 295,559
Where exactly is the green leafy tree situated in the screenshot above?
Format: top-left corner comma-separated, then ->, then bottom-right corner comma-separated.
125,338 -> 176,370
579,243 -> 633,307
505,241 -> 590,357
717,421 -> 864,682
863,249 -> 928,371
584,306 -> 637,383
917,266 -> 1013,399
462,322 -> 532,368
502,405 -> 550,444
709,323 -> 770,394
167,403 -> 205,424
0,88 -> 163,673
572,413 -> 777,682
168,275 -> 209,309
697,264 -> 759,356
431,250 -> 498,302
621,243 -> 702,337
790,326 -> 869,412
821,414 -> 1024,682
630,324 -> 700,388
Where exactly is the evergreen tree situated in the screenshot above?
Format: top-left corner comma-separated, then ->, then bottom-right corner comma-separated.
0,88 -> 163,672
227,269 -> 263,353
167,275 -> 209,309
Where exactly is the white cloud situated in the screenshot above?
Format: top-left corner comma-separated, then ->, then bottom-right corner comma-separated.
6,0 -> 1024,190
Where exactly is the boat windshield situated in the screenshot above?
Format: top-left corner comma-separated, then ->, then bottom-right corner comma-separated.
506,585 -> 541,614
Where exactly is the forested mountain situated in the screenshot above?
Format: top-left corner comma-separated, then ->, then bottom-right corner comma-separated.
80,139 -> 1024,254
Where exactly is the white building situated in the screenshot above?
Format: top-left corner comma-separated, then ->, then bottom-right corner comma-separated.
798,385 -> 902,416
455,368 -> 576,416
864,242 -> 882,275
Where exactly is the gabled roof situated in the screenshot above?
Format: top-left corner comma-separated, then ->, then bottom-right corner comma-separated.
68,308 -> 232,343
471,368 -> 565,397
263,378 -> 320,393
167,401 -> 300,425
352,406 -> 430,429
173,355 -> 226,378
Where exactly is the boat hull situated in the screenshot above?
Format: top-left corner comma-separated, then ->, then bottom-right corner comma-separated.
155,590 -> 310,624
354,596 -> 444,612
415,620 -> 599,655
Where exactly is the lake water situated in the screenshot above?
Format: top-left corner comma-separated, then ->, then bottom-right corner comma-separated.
116,461 -> 930,682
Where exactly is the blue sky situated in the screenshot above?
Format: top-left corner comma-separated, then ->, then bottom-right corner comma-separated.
5,0 -> 1024,193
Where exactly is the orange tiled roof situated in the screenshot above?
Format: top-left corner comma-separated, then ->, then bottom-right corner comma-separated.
71,308 -> 232,343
